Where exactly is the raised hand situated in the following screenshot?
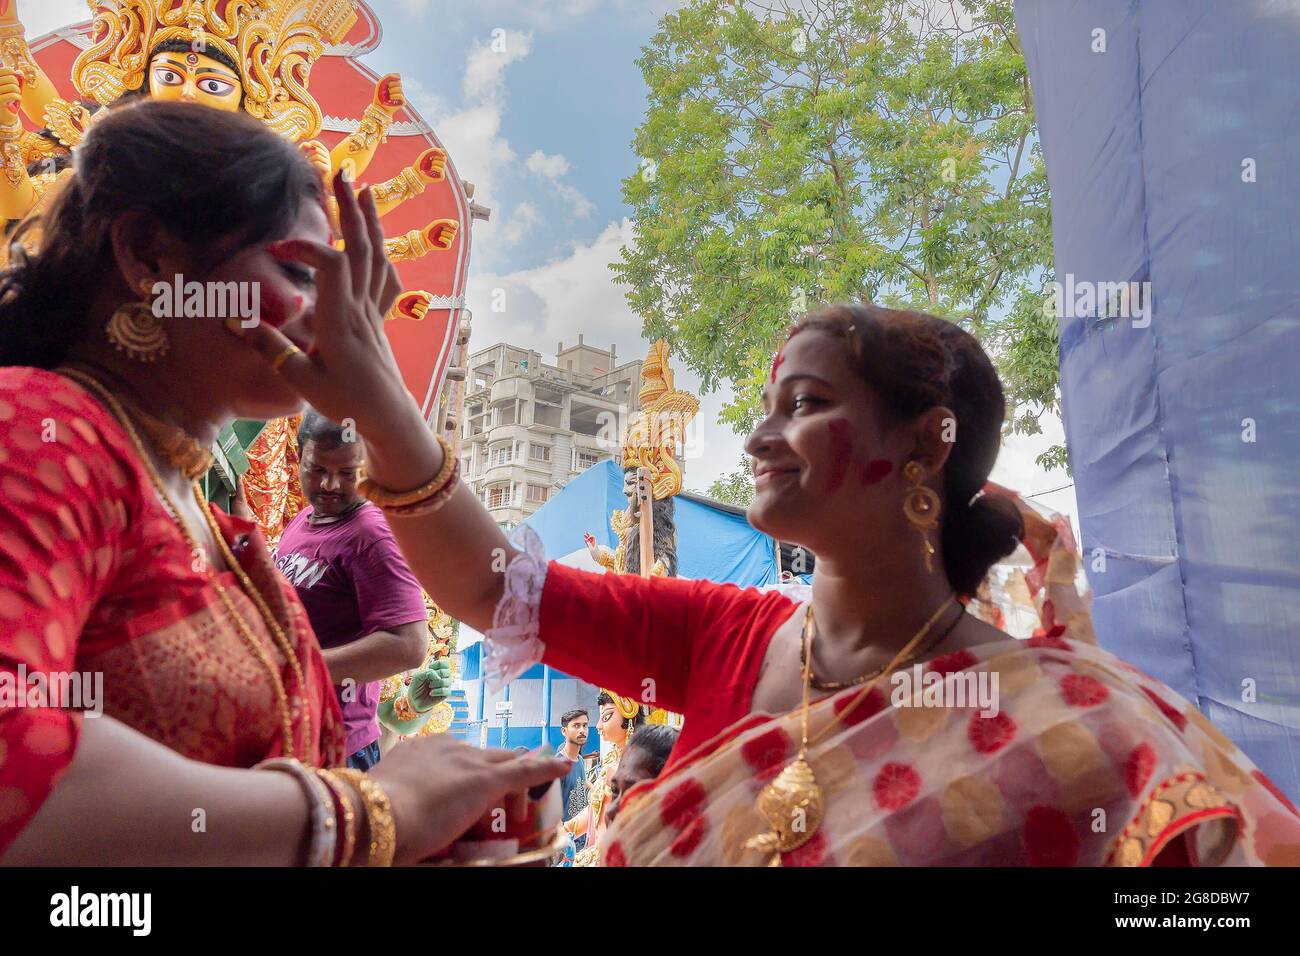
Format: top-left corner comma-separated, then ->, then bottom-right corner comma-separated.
222,171 -> 417,442
373,73 -> 405,114
297,139 -> 332,183
422,218 -> 457,251
408,659 -> 452,710
387,290 -> 433,322
0,67 -> 22,127
415,147 -> 447,183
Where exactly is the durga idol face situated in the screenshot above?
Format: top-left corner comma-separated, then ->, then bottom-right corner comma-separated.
147,50 -> 243,111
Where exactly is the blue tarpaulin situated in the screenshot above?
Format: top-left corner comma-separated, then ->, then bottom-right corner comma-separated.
1016,0 -> 1300,799
525,459 -> 780,586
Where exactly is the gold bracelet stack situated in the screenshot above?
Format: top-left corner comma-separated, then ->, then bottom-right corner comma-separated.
327,767 -> 397,867
358,434 -> 460,517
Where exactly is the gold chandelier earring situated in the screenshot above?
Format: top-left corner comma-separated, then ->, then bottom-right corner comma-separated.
902,460 -> 941,573
105,278 -> 169,363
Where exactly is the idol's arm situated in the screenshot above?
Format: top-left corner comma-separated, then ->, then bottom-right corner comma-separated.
0,72 -> 36,221
0,12 -> 61,128
370,148 -> 447,218
330,73 -> 404,182
1,717 -> 315,866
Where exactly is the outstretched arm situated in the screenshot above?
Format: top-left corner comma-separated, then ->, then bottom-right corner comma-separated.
330,74 -> 404,182
0,68 -> 36,220
0,7 -> 61,128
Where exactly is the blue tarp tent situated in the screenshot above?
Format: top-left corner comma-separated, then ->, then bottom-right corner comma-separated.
1016,0 -> 1300,799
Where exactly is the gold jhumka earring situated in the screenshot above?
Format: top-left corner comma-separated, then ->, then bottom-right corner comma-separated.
902,460 -> 941,573
105,278 -> 168,362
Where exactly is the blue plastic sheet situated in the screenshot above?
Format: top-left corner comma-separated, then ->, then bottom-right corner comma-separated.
524,458 -> 779,586
1016,0 -> 1300,799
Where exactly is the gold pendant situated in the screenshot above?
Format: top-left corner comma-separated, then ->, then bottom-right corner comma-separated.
743,756 -> 824,865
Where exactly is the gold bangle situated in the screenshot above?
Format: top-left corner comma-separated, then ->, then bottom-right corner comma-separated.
327,768 -> 396,867
359,434 -> 455,508
314,769 -> 358,867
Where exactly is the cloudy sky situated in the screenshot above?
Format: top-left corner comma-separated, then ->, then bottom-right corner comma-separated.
18,0 -> 1077,526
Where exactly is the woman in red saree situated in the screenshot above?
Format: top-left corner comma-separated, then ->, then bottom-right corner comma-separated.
0,100 -> 566,866
256,292 -> 1300,866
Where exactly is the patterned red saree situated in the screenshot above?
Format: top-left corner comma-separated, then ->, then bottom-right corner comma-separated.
602,635 -> 1300,867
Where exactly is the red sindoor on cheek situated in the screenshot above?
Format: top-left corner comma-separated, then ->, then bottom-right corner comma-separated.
826,418 -> 893,489
258,289 -> 306,330
862,458 -> 893,485
826,418 -> 853,491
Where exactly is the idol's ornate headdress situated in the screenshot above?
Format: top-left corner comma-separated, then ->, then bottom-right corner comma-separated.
72,0 -> 357,141
621,340 -> 700,500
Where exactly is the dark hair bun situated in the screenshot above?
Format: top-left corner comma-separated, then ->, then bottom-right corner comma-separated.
940,493 -> 1024,596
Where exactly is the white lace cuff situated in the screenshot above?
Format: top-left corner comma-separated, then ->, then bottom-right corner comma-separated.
482,524 -> 550,691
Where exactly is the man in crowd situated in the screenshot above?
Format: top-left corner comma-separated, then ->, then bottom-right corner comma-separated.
557,709 -> 591,823
274,411 -> 434,770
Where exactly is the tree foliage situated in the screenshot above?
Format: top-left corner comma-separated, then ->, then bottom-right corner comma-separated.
614,0 -> 1064,468
700,455 -> 756,506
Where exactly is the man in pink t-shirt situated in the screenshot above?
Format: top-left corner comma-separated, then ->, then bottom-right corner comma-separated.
273,411 -> 433,769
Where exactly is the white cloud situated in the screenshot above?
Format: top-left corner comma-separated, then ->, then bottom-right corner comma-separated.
526,149 -> 595,218
462,29 -> 532,103
526,149 -> 571,179
499,200 -> 542,245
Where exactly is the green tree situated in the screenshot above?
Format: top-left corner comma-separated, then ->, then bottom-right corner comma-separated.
700,455 -> 756,506
614,0 -> 1063,468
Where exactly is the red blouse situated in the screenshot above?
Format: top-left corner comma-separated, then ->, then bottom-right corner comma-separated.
0,367 -> 345,857
538,562 -> 802,768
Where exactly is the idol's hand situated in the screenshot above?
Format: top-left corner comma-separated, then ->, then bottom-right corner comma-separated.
223,172 -> 417,442
368,734 -> 568,864
415,147 -> 447,183
422,218 -> 457,251
373,73 -> 405,115
408,659 -> 452,710
387,289 -> 432,322
298,139 -> 332,183
0,68 -> 22,127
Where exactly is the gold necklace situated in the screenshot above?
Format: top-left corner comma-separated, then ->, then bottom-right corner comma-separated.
58,367 -> 309,763
743,596 -> 958,866
800,596 -> 962,691
60,363 -> 214,479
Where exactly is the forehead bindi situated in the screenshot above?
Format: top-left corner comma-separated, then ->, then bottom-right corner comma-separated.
764,329 -> 851,398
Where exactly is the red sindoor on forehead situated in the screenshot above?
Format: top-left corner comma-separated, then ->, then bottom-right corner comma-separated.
769,348 -> 786,383
769,325 -> 807,382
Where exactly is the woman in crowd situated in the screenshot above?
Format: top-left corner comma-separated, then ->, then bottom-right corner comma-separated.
605,724 -> 679,828
0,100 -> 566,866
247,228 -> 1300,866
